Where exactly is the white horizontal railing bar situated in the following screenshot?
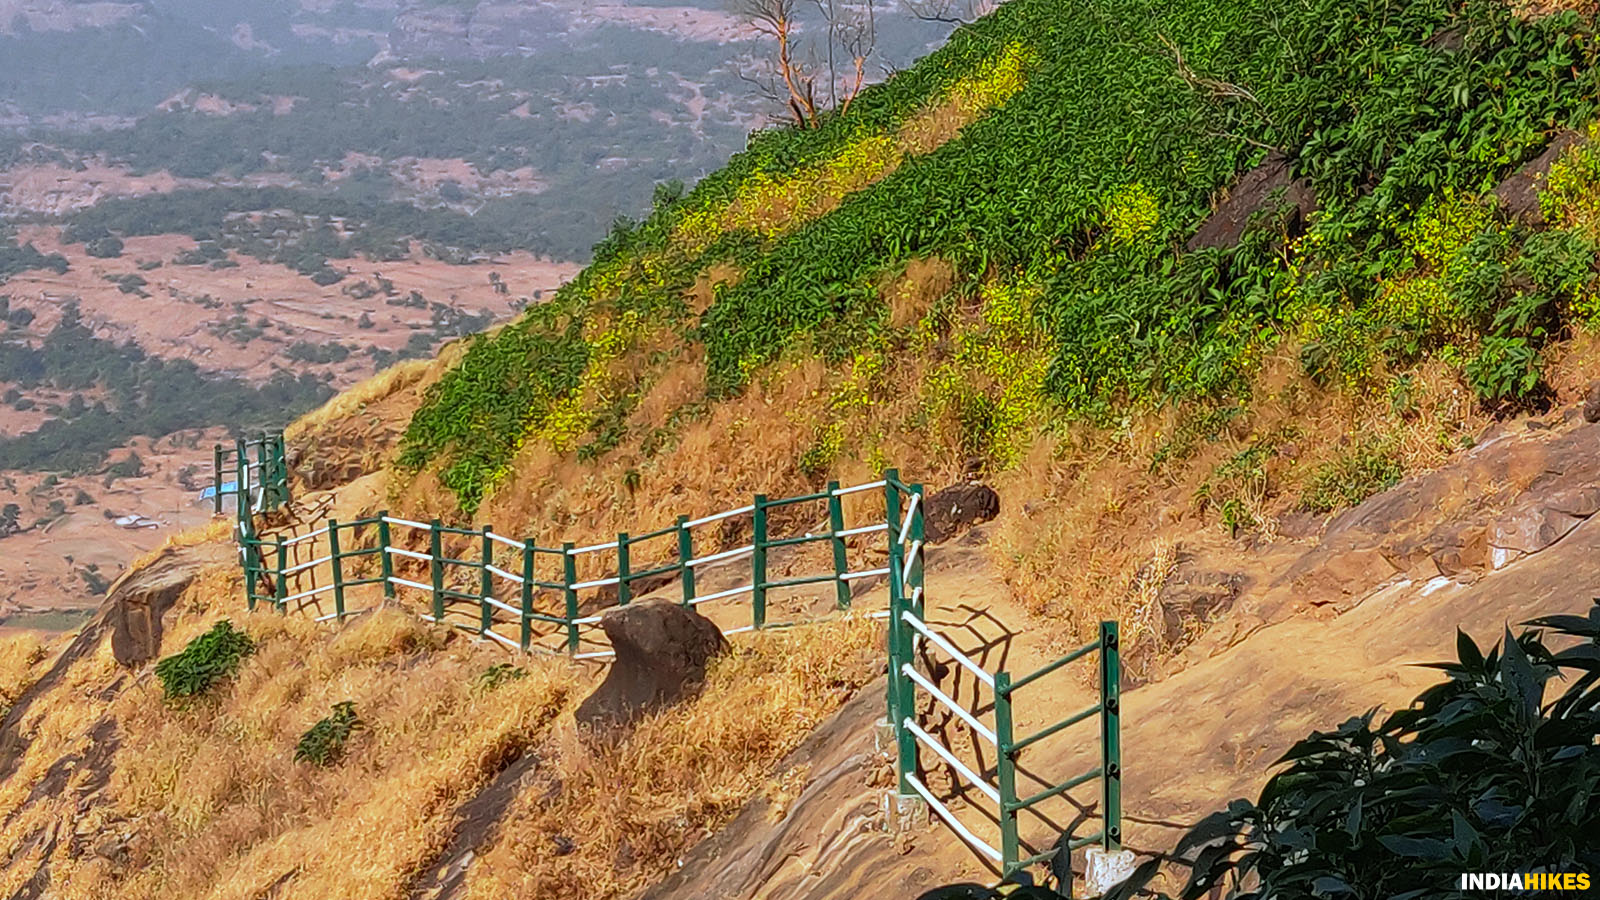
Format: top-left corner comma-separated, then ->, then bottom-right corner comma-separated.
905,774 -> 1002,863
283,526 -> 331,546
833,480 -> 886,497
483,596 -> 523,617
481,628 -> 519,650
683,504 -> 756,529
901,611 -> 995,688
837,523 -> 890,538
841,567 -> 891,581
571,614 -> 604,625
897,493 -> 921,545
574,650 -> 617,660
282,554 -> 334,576
387,546 -> 432,562
388,576 -> 432,592
280,584 -> 333,605
688,544 -> 754,569
904,717 -> 1001,804
689,583 -> 754,605
485,564 -> 524,584
486,531 -> 525,551
567,540 -> 618,556
868,609 -> 893,619
722,624 -> 758,635
902,663 -> 997,746
382,515 -> 432,531
571,576 -> 621,590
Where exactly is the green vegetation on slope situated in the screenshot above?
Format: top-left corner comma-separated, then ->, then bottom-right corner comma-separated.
398,0 -> 1600,515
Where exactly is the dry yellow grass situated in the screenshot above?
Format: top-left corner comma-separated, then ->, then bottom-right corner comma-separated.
0,540 -> 884,900
463,615 -> 882,899
0,630 -> 55,714
284,358 -> 435,443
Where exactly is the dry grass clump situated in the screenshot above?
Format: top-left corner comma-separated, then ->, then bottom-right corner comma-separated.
0,561 -> 591,900
285,357 -> 435,443
463,615 -> 883,900
990,345 -> 1492,646
0,630 -> 55,715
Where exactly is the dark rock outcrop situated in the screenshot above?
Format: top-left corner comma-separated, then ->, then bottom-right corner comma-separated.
1493,130 -> 1581,227
922,483 -> 1000,543
575,599 -> 728,733
107,550 -> 216,667
1585,381 -> 1600,423
1187,153 -> 1317,252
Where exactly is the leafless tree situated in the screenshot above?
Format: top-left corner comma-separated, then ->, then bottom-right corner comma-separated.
733,0 -> 878,127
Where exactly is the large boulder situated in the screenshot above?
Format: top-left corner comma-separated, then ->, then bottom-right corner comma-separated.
575,599 -> 728,733
922,483 -> 1000,543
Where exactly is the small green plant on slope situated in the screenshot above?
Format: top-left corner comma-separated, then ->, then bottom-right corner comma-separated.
295,701 -> 364,766
153,620 -> 255,700
1299,441 -> 1404,515
1105,600 -> 1600,900
476,662 -> 528,692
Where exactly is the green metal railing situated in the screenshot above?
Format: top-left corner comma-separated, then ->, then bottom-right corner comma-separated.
218,434 -> 1125,881
219,441 -> 904,656
885,471 -> 1121,881
214,433 -> 290,517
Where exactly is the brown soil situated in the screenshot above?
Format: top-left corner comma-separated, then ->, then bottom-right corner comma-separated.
3,226 -> 575,392
0,430 -> 222,620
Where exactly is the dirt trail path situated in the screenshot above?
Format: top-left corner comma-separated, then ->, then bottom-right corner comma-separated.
641,421 -> 1600,898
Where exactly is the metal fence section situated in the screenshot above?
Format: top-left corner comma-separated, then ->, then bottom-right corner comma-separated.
886,471 -> 1122,880
218,433 -> 1125,883
215,433 -> 290,517
223,453 -> 905,655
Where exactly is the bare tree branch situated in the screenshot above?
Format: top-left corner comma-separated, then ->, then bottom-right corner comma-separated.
733,0 -> 877,128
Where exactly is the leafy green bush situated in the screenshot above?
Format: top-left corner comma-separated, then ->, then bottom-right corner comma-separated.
1464,334 -> 1545,408
1110,601 -> 1600,899
153,620 -> 255,699
294,701 -> 364,766
1299,443 -> 1404,515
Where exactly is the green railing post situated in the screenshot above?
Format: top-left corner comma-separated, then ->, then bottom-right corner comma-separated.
328,519 -> 346,621
377,512 -> 395,601
677,515 -> 695,606
273,540 -> 288,614
995,671 -> 1021,876
429,518 -> 445,623
1100,620 -> 1123,854
254,435 -> 270,510
519,540 -> 535,652
827,481 -> 850,610
271,435 -> 289,508
213,444 -> 224,515
480,527 -> 494,637
562,542 -> 580,653
751,495 -> 768,629
908,483 -> 926,622
616,533 -> 631,607
243,537 -> 258,611
235,437 -> 249,514
884,470 -> 916,796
